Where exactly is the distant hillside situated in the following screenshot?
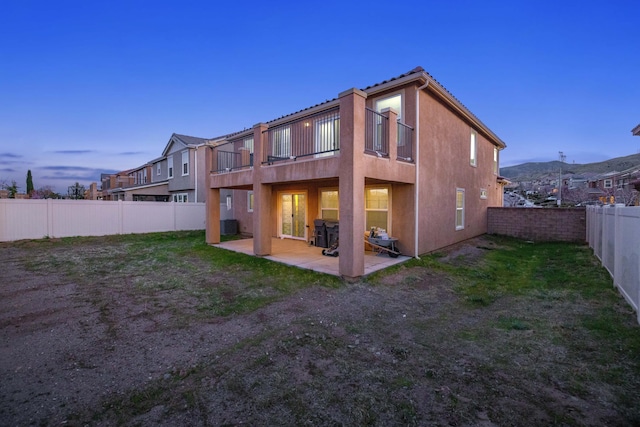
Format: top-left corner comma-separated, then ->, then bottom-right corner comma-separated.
500,153 -> 640,180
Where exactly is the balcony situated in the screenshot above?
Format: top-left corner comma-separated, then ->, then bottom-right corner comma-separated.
262,107 -> 340,164
210,102 -> 414,183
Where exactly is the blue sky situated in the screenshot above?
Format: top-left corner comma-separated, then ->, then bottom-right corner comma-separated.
1,0 -> 639,192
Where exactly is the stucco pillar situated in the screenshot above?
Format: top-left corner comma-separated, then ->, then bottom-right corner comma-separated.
205,147 -> 221,244
338,88 -> 367,279
252,123 -> 272,256
382,107 -> 398,162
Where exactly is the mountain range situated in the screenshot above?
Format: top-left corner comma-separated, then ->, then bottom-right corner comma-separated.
499,153 -> 640,181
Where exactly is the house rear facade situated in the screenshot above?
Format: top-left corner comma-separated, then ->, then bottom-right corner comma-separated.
205,67 -> 507,279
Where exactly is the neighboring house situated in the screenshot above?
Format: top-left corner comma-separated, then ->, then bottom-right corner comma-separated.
632,123 -> 640,137
101,171 -> 135,200
84,182 -> 101,200
204,66 -> 507,279
112,162 -> 170,202
161,134 -> 212,203
99,133 -> 216,203
588,166 -> 640,205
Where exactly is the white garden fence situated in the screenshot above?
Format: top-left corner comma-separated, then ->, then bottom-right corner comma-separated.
587,205 -> 640,324
0,199 -> 205,242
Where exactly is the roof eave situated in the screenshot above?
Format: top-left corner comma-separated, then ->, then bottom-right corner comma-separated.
421,73 -> 507,149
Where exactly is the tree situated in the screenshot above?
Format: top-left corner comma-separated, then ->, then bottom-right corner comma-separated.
26,170 -> 34,196
7,180 -> 18,198
67,182 -> 85,199
32,185 -> 60,199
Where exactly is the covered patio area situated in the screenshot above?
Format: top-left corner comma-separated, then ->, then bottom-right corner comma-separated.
214,238 -> 410,277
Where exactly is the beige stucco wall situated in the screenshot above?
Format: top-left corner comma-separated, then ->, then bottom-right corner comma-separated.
417,89 -> 502,254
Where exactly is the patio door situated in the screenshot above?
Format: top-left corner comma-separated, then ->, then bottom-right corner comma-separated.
280,192 -> 307,240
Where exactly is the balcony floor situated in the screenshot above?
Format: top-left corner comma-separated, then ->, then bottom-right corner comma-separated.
214,238 -> 410,277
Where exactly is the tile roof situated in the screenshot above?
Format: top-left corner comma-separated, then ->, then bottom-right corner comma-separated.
172,133 -> 211,146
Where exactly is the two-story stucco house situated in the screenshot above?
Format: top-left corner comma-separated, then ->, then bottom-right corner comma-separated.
205,67 -> 507,279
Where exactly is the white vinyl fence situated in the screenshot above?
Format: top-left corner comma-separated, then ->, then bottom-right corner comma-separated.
0,199 -> 205,242
587,205 -> 640,324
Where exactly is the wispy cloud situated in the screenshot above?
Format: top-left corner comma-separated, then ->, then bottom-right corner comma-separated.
52,150 -> 96,155
39,166 -> 119,183
41,166 -> 102,172
118,151 -> 146,155
0,167 -> 16,172
0,152 -> 22,158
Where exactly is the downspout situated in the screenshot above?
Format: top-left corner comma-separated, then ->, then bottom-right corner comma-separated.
194,147 -> 198,203
414,80 -> 430,259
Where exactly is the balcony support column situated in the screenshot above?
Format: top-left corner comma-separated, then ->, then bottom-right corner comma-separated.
205,147 -> 221,244
252,123 -> 272,256
338,88 -> 367,280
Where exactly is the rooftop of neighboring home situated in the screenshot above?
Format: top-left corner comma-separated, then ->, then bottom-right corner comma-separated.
632,124 -> 640,136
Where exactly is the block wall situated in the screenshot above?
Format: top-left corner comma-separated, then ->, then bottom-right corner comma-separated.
487,207 -> 586,242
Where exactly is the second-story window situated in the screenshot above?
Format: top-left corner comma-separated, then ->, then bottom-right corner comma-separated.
375,94 -> 402,120
157,163 -> 161,176
604,179 -> 612,188
315,116 -> 340,158
272,126 -> 291,158
470,131 -> 477,167
168,157 -> 174,179
182,151 -> 189,176
244,137 -> 254,154
493,147 -> 498,175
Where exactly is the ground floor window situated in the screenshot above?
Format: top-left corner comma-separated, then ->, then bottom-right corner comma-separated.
456,188 -> 465,230
172,193 -> 188,203
247,191 -> 254,212
365,187 -> 389,231
320,189 -> 339,220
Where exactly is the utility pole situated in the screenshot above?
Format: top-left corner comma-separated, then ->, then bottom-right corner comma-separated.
558,151 -> 566,206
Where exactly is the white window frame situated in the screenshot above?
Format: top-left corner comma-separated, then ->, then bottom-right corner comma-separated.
168,156 -> 174,179
226,195 -> 232,210
493,147 -> 498,175
157,163 -> 161,176
480,188 -> 488,199
470,131 -> 477,167
181,151 -> 189,176
365,186 -> 391,233
247,191 -> 254,212
320,188 -> 339,220
172,193 -> 188,203
603,179 -> 613,189
456,188 -> 465,230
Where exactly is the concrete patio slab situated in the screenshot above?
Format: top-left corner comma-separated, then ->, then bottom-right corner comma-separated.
214,238 -> 410,277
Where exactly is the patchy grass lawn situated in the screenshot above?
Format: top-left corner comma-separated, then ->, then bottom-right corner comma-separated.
1,232 -> 639,426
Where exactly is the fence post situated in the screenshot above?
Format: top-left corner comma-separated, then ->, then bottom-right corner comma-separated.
614,205 -> 621,291
173,202 -> 177,231
118,200 -> 123,235
47,199 -> 54,238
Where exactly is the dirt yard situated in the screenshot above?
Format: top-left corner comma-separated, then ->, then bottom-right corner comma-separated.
1,234 -> 639,426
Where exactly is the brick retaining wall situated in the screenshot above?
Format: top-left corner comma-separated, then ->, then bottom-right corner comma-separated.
487,207 -> 586,242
